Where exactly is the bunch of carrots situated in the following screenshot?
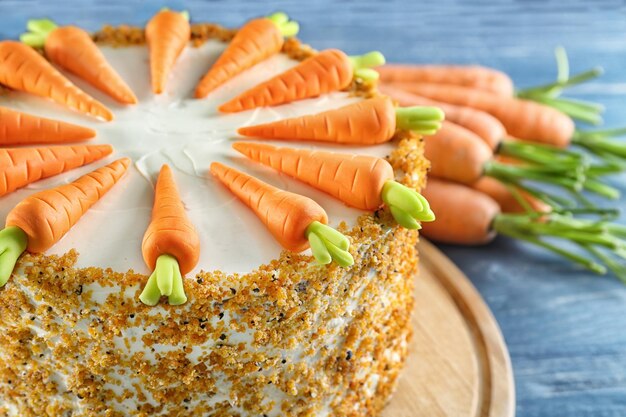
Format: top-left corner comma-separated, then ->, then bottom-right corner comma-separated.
380,48 -> 626,281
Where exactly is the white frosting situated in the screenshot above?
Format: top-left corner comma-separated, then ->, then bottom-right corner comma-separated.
0,40 -> 394,275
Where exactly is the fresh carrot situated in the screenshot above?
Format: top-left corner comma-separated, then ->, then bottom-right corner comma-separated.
140,165 -> 200,306
0,41 -> 113,121
421,178 -> 500,245
0,158 -> 129,286
210,162 -> 353,266
392,82 -> 575,148
425,121 -> 493,185
514,47 -> 605,124
195,12 -> 299,98
472,177 -> 552,214
378,64 -> 515,96
0,144 -> 113,196
379,49 -> 604,124
238,96 -> 444,144
379,83 -> 505,150
420,177 -> 626,282
219,49 -> 385,112
0,106 -> 95,145
146,9 -> 191,94
232,141 -> 434,229
423,120 -> 612,204
21,19 -> 137,104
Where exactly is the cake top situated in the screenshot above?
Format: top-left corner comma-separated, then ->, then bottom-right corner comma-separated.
0,14 -> 440,307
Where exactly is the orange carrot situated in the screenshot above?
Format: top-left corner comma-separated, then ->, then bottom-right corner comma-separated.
140,164 -> 199,306
142,164 -> 200,275
423,121 -> 590,201
419,178 -> 626,280
420,178 -> 500,245
425,121 -> 493,184
472,177 -> 552,214
378,64 -> 515,96
233,142 -> 434,229
234,141 -> 392,209
5,158 -> 130,253
219,49 -> 384,112
146,10 -> 190,94
210,162 -> 353,266
211,161 -> 325,251
195,13 -> 299,98
238,96 -> 444,144
0,41 -> 113,121
394,82 -> 575,148
21,20 -> 138,104
0,144 -> 113,196
379,83 -> 505,150
0,106 -> 95,145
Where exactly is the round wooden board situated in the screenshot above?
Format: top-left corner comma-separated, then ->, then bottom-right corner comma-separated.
382,240 -> 515,417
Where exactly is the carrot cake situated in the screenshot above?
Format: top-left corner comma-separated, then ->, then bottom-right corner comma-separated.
0,15 -> 432,417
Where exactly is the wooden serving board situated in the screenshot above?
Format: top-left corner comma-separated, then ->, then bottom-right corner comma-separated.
382,240 -> 515,417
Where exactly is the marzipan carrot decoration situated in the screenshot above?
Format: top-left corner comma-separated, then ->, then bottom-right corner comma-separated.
146,9 -> 191,94
379,83 -> 505,150
0,158 -> 130,286
21,19 -> 137,104
0,144 -> 113,196
140,165 -> 200,306
210,162 -> 353,267
421,178 -> 626,283
195,12 -> 299,98
0,41 -> 113,121
233,142 -> 434,229
219,49 -> 385,112
0,106 -> 95,145
423,120 -> 618,205
238,96 -> 445,144
378,64 -> 515,96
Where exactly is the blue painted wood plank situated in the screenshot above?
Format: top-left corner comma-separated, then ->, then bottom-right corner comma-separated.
1,1 -> 625,416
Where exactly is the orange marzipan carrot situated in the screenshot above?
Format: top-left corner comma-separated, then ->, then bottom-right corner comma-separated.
146,10 -> 190,94
420,177 -> 500,245
425,120 -> 493,185
219,49 -> 354,113
378,64 -> 515,96
472,176 -> 552,214
0,106 -> 95,145
0,144 -> 113,197
0,41 -> 113,121
379,83 -> 505,150
210,161 -> 327,252
45,26 -> 137,104
238,96 -> 397,144
232,141 -> 394,210
5,158 -> 130,253
392,81 -> 575,148
142,164 -> 200,275
195,17 -> 284,98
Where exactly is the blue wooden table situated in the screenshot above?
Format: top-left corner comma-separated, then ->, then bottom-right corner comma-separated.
1,1 -> 626,416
